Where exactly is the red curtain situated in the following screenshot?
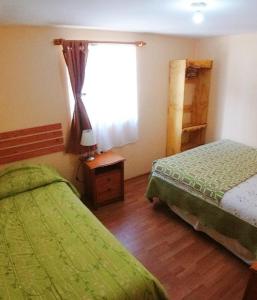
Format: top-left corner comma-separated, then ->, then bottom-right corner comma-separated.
62,40 -> 92,154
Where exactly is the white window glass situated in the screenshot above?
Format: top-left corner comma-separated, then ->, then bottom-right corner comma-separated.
82,44 -> 138,152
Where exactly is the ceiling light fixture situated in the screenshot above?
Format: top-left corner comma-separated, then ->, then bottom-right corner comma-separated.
191,1 -> 207,24
192,10 -> 204,24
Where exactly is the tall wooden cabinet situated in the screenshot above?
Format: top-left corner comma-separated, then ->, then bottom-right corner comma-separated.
166,59 -> 213,156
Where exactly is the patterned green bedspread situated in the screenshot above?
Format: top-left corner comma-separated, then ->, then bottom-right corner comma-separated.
152,140 -> 257,205
0,164 -> 167,300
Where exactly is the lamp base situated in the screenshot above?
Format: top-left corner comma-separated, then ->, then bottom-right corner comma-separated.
86,156 -> 95,161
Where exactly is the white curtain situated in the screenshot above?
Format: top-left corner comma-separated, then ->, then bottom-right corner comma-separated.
82,44 -> 138,152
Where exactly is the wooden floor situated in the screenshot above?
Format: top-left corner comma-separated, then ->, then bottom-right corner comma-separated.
94,175 -> 250,300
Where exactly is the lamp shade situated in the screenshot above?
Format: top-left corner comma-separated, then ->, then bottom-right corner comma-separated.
80,129 -> 96,147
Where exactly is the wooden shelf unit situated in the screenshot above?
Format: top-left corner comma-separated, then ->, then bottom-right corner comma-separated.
182,124 -> 207,132
166,59 -> 213,156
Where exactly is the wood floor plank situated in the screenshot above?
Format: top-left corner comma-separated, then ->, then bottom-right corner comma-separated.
94,174 -> 250,300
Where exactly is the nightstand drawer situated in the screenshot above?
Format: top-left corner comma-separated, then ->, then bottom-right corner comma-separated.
96,169 -> 121,189
95,170 -> 122,203
97,186 -> 121,203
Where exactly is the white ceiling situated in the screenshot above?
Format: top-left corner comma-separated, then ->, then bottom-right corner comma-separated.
1,0 -> 257,37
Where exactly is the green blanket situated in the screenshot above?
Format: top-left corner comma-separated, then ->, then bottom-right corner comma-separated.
152,140 -> 257,204
146,140 -> 257,258
0,164 -> 168,300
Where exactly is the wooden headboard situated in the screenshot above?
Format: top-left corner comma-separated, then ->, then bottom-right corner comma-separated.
0,123 -> 65,165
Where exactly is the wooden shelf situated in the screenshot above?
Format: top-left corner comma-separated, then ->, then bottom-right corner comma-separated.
166,59 -> 212,155
186,60 -> 213,69
182,124 -> 207,133
185,76 -> 198,82
183,105 -> 192,113
181,142 -> 204,152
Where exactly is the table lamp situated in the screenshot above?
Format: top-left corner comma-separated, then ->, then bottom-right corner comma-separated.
80,129 -> 96,161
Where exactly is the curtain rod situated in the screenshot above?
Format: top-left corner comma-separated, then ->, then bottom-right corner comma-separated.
53,38 -> 146,47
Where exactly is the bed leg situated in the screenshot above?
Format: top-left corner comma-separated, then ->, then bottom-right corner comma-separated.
243,262 -> 257,300
148,197 -> 154,203
147,197 -> 160,203
147,197 -> 164,209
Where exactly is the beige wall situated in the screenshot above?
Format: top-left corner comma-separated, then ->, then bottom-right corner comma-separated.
196,33 -> 257,148
0,26 -> 197,189
2,26 -> 257,191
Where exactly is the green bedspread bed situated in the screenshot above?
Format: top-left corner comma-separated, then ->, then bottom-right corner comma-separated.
0,164 -> 168,300
146,140 -> 257,259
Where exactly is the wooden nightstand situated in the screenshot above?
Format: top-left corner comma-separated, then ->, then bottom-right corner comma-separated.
83,151 -> 125,209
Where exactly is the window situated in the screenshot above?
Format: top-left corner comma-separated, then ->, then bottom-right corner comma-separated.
81,44 -> 138,152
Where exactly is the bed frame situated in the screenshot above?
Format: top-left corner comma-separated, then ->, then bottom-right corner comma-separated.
0,123 -> 64,164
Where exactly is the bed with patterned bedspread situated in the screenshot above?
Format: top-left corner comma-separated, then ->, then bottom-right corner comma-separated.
146,140 -> 257,262
0,164 -> 168,300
